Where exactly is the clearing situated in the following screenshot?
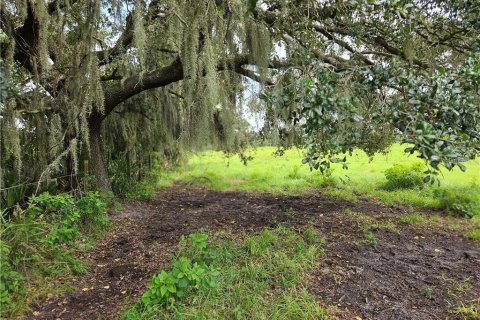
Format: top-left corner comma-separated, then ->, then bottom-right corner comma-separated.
28,185 -> 479,320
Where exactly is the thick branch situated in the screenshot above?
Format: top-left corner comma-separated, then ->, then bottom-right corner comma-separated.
96,55 -> 250,123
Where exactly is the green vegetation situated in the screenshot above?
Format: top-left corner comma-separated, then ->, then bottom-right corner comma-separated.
384,163 -> 424,190
454,303 -> 480,320
0,192 -> 110,317
121,226 -> 326,320
435,187 -> 480,219
342,209 -> 398,245
158,145 -> 480,217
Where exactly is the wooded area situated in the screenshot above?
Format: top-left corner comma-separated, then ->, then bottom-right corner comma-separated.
1,0 -> 478,194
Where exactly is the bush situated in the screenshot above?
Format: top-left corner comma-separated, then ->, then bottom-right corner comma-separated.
384,162 -> 424,190
0,191 -> 110,317
435,186 -> 480,219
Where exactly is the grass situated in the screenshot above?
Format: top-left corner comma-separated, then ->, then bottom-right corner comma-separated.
341,209 -> 398,245
121,226 -> 327,320
398,212 -> 480,240
158,144 -> 480,215
454,303 -> 480,320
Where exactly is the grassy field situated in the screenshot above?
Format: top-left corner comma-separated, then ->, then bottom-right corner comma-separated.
158,144 -> 480,218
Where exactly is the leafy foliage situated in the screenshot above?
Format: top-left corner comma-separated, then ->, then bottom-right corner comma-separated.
0,191 -> 110,317
141,233 -> 220,309
264,54 -> 480,181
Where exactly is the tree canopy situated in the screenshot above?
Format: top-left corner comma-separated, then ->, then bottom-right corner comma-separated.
1,0 -> 479,192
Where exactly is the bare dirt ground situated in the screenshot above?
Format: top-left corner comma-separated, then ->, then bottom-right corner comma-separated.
28,185 -> 480,320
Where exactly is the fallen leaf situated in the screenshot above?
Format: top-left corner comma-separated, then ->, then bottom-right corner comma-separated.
82,287 -> 89,292
121,290 -> 127,294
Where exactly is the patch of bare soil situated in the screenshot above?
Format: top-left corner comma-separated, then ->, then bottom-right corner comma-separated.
28,185 -> 479,320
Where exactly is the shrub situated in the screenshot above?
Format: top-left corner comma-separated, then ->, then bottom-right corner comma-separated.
434,186 -> 480,219
384,162 -> 424,190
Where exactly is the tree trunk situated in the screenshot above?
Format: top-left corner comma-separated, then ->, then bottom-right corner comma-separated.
88,117 -> 112,192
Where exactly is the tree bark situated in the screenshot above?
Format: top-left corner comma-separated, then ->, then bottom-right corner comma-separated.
88,116 -> 112,192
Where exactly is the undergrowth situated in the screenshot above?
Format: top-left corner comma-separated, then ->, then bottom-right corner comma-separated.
121,226 -> 327,319
0,191 -> 110,317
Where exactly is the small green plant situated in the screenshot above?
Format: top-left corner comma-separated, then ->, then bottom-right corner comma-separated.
435,186 -> 480,219
465,229 -> 480,240
141,233 -> 220,310
0,184 -> 27,211
384,162 -> 424,190
424,287 -> 433,299
284,207 -> 296,218
364,231 -> 378,246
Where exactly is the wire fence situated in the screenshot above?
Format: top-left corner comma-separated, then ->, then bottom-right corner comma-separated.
0,174 -> 81,192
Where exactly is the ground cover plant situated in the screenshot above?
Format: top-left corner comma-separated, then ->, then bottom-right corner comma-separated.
0,191 -> 110,317
121,226 -> 326,320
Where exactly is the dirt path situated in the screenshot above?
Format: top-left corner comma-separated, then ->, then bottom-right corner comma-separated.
29,185 -> 480,320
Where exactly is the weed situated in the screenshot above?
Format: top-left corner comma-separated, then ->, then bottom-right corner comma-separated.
424,287 -> 433,299
284,207 -> 296,218
345,211 -> 397,244
465,229 -> 480,240
364,231 -> 378,246
454,303 -> 480,319
435,185 -> 480,219
121,227 -> 327,319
